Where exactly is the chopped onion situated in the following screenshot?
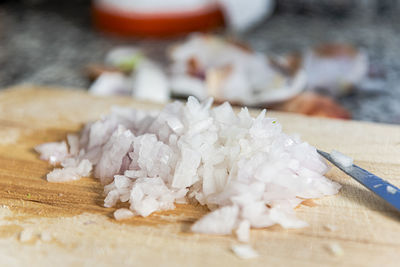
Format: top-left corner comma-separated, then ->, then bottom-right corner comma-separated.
235,220 -> 250,242
35,141 -> 68,165
327,243 -> 344,257
386,185 -> 397,194
231,244 -> 259,259
114,208 -> 135,220
19,229 -> 34,242
330,150 -> 353,168
36,97 -> 341,241
47,159 -> 92,182
39,231 -> 52,242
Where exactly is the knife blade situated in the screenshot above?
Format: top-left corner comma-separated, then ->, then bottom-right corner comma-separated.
317,149 -> 400,212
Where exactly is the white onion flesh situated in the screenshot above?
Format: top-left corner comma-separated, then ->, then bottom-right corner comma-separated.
36,97 -> 341,241
330,150 -> 353,168
231,244 -> 259,259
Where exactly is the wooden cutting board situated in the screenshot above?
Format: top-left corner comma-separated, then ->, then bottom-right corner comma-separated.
0,86 -> 399,267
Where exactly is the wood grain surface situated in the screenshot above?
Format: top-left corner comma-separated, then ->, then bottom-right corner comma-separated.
0,86 -> 400,267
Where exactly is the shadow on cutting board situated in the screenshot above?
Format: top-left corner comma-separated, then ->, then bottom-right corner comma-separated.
339,182 -> 400,221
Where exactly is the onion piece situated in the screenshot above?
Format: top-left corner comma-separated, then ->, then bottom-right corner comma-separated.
37,97 -> 341,242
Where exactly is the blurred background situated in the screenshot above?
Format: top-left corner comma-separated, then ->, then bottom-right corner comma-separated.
1,0 -> 400,123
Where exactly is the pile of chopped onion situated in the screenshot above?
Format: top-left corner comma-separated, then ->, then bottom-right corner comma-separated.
36,97 -> 340,242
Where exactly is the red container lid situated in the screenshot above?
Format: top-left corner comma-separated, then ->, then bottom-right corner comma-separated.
92,3 -> 225,38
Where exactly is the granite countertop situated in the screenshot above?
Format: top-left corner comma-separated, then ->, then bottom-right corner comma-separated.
1,1 -> 400,124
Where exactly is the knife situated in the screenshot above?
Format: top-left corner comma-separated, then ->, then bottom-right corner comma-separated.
317,149 -> 400,212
